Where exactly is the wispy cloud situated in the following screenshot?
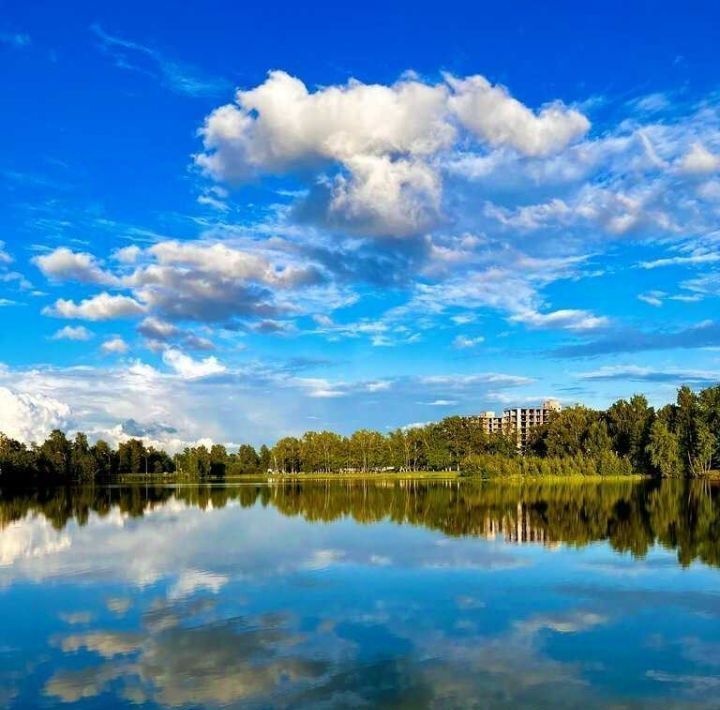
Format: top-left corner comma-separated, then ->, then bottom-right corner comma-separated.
555,321 -> 720,358
577,365 -> 720,385
90,24 -> 230,97
0,32 -> 31,49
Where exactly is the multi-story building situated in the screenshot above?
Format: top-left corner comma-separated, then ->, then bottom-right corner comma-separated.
475,399 -> 561,450
475,411 -> 504,435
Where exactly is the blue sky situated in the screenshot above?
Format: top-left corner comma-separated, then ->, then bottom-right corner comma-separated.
1,0 -> 720,448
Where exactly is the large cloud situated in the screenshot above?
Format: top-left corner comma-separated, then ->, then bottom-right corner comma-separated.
44,293 -> 146,321
0,386 -> 71,443
445,74 -> 589,157
37,240 -> 336,327
33,248 -> 118,286
196,71 -> 589,236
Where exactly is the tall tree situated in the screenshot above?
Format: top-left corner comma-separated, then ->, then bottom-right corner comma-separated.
646,419 -> 682,478
607,395 -> 654,470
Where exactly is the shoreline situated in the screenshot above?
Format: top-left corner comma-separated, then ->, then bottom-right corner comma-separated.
112,471 -> 651,484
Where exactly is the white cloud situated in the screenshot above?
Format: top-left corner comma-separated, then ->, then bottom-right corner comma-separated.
112,245 -> 142,264
36,239 -> 337,327
445,74 -> 589,157
145,241 -> 313,287
640,251 -> 720,269
51,325 -> 94,341
453,335 -> 485,349
678,142 -> 720,175
162,349 -> 226,379
294,377 -> 347,398
419,373 -> 534,388
43,293 -> 146,321
325,155 -> 442,236
510,308 -> 609,331
487,184 -> 674,236
91,24 -> 229,98
0,387 -> 71,443
0,241 -> 13,264
196,70 -> 589,235
33,248 -> 117,286
638,291 -> 665,307
196,70 -> 452,179
101,337 -> 129,355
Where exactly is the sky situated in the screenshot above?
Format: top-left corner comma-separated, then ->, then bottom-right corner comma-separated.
1,0 -> 720,449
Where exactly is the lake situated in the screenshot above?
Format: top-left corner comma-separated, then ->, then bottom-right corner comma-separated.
1,478 -> 719,708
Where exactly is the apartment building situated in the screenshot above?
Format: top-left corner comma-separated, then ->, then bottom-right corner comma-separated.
475,399 -> 562,450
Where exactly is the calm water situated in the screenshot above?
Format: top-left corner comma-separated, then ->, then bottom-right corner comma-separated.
1,479 -> 720,709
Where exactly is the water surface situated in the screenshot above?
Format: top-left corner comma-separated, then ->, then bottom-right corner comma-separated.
1,479 -> 720,708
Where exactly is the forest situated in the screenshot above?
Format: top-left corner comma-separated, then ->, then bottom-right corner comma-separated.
0,384 -> 719,483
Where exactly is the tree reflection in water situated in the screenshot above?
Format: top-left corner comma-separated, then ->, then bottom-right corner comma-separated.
1,478 -> 719,568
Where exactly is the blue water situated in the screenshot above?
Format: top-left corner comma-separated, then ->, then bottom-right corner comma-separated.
0,480 -> 719,708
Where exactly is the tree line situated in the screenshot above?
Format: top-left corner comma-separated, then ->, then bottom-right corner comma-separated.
0,384 -> 718,482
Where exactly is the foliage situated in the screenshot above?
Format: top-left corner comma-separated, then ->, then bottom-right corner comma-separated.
1,382 -> 720,482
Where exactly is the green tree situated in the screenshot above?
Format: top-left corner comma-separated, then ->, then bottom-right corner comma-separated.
91,440 -> 117,478
607,395 -> 654,470
71,432 -> 96,481
209,444 -> 228,478
37,430 -> 72,478
349,430 -> 386,472
646,419 -> 682,478
230,444 -> 260,474
258,445 -> 271,473
676,386 -> 714,477
0,433 -> 36,482
272,437 -> 302,473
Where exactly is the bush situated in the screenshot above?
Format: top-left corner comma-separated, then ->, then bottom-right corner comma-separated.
460,452 -> 634,478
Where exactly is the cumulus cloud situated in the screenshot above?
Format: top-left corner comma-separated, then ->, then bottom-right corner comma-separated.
445,74 -> 589,157
51,325 -> 94,341
44,293 -> 146,321
101,337 -> 130,355
677,142 -> 720,175
34,248 -> 118,285
162,349 -> 226,379
36,239 -> 339,328
0,387 -> 71,443
196,70 -> 589,235
112,245 -> 142,264
320,155 -> 443,237
196,70 -> 452,179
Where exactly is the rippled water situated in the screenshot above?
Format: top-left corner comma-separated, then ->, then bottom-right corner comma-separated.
1,478 -> 720,708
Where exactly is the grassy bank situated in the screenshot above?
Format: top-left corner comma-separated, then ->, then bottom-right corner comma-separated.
115,470 -> 649,485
